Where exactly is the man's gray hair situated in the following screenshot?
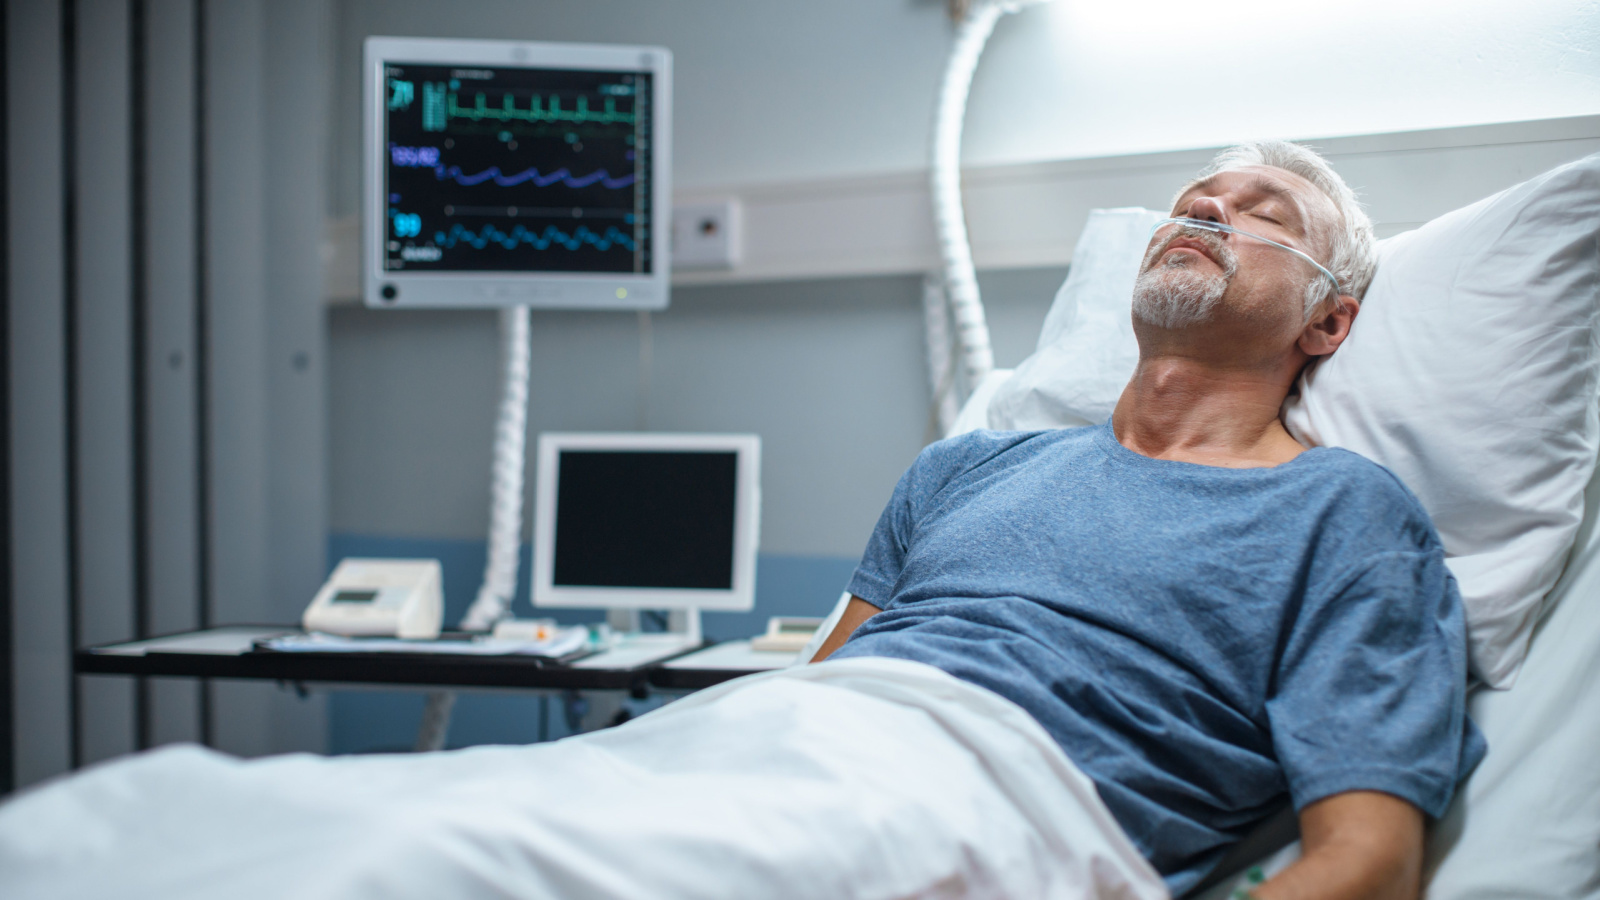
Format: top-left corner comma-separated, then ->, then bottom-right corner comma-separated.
1179,141 -> 1377,318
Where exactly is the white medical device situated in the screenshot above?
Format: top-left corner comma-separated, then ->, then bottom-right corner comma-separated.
363,36 -> 672,310
532,433 -> 761,651
302,558 -> 444,640
750,616 -> 826,653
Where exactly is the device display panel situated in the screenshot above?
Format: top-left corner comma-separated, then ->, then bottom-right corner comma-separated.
364,38 -> 671,310
383,64 -> 653,276
532,433 -> 760,612
552,450 -> 737,590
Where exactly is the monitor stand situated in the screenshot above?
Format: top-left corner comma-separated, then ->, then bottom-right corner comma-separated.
569,608 -> 704,669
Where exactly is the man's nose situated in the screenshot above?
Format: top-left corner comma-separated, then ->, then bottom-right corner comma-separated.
1184,196 -> 1229,225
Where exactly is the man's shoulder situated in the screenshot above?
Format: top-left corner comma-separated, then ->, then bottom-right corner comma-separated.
899,426 -> 1099,502
922,426 -> 1097,472
1298,446 -> 1423,502
1293,447 -> 1445,555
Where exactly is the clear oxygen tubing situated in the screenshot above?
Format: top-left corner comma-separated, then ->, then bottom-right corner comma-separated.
1148,217 -> 1343,296
460,304 -> 533,631
929,0 -> 1006,399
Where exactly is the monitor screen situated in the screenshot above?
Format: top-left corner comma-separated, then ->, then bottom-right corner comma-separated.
532,433 -> 760,612
553,451 -> 736,590
382,63 -> 654,276
364,38 -> 671,310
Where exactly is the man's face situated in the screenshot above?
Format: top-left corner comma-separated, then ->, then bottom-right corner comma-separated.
1132,166 -> 1338,336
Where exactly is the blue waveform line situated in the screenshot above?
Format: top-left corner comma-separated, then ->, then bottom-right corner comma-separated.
435,165 -> 635,190
434,223 -> 638,253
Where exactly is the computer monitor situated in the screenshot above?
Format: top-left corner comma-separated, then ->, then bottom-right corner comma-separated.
363,36 -> 671,309
531,433 -> 760,613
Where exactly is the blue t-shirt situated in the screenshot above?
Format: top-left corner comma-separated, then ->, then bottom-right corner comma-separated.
831,423 -> 1486,895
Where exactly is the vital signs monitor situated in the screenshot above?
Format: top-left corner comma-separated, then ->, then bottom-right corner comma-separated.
364,37 -> 671,309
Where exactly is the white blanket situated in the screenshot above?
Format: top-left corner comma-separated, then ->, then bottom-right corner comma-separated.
0,658 -> 1167,900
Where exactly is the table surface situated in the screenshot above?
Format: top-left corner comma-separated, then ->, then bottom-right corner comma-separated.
76,626 -> 799,692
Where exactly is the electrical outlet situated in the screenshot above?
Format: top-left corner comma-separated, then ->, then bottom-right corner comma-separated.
672,198 -> 742,270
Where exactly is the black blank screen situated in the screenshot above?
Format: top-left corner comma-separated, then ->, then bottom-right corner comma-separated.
553,450 -> 737,589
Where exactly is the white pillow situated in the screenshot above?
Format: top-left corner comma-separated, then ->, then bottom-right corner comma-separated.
986,208 -> 1160,430
1285,152 -> 1600,688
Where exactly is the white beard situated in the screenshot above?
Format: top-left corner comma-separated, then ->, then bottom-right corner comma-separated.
1131,231 -> 1237,329
1131,263 -> 1228,329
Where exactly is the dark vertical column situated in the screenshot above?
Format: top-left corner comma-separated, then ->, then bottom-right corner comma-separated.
60,0 -> 80,771
144,0 -> 201,748
74,0 -> 137,768
130,0 -> 151,751
193,0 -> 211,746
8,0 -> 72,790
204,0 -> 275,757
0,0 -> 14,797
262,0 -> 330,755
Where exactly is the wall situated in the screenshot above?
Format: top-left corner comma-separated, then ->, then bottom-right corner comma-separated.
324,265 -> 1061,754
6,0 -> 333,789
329,267 -> 1065,560
330,0 -> 1600,203
325,0 -> 1600,580
321,0 -> 1596,751
9,0 -> 1594,773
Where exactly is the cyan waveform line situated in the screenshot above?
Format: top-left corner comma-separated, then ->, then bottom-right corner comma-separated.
449,91 -> 635,126
433,222 -> 637,253
435,165 -> 635,189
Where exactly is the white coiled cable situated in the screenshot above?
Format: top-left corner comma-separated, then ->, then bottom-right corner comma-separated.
460,304 -> 532,631
930,0 -> 1006,395
922,274 -> 961,438
927,0 -> 1054,425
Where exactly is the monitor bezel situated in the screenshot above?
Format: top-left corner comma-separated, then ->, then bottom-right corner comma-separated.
532,432 -> 761,612
363,36 -> 672,310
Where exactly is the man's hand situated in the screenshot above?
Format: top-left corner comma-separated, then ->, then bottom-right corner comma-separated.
810,595 -> 881,663
1251,791 -> 1423,900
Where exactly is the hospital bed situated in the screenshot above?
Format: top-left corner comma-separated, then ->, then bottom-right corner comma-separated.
4,152 -> 1599,899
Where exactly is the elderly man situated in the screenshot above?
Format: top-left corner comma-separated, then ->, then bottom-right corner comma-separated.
815,140 -> 1484,899
0,143 -> 1480,900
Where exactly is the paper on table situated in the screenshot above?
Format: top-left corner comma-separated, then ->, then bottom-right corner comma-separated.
258,629 -> 591,659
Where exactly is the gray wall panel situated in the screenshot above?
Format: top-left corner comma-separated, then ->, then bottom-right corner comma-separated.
202,0 -> 268,629
645,280 -> 928,558
327,268 -> 1059,559
73,0 -> 136,766
261,0 -> 330,752
203,0 -> 273,758
7,0 -> 72,788
199,0 -> 329,758
8,0 -> 332,772
327,307 -> 501,540
142,0 -> 201,746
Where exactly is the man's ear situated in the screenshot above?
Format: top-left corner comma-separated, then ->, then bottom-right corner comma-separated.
1299,296 -> 1360,358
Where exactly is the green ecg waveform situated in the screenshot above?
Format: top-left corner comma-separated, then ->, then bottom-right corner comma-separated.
447,90 -> 636,127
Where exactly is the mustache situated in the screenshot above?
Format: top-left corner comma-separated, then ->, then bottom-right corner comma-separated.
1142,225 -> 1238,275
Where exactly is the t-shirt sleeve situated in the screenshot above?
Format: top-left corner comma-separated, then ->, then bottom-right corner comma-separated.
845,431 -> 1022,607
846,448 -> 934,605
1265,548 -> 1484,818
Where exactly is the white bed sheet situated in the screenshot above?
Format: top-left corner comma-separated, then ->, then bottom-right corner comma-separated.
0,657 -> 1167,900
1421,462 -> 1600,898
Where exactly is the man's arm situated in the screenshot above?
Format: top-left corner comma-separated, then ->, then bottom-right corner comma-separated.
810,595 -> 882,663
1250,791 -> 1423,900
